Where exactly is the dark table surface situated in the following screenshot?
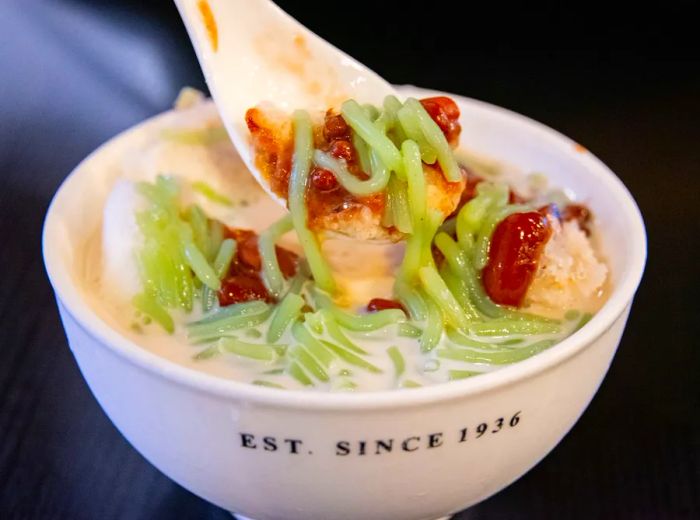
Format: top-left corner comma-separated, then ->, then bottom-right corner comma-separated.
1,1 -> 698,518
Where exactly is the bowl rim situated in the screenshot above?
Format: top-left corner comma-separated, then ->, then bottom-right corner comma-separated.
42,85 -> 647,410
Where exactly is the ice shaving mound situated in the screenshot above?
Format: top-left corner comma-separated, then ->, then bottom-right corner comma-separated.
526,219 -> 608,312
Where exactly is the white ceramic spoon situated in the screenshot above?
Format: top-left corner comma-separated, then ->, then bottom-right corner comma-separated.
173,0 -> 397,207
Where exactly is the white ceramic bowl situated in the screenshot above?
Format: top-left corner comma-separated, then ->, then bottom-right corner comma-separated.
43,86 -> 646,520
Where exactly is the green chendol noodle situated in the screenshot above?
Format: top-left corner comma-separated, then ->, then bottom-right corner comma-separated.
394,280 -> 428,321
292,322 -> 335,370
202,238 -> 236,311
397,102 -> 438,164
446,327 -> 504,349
185,205 -> 210,258
314,291 -> 405,331
289,342 -> 330,382
218,337 -> 279,362
188,313 -> 272,344
361,103 -> 380,121
319,310 -> 369,355
183,241 -> 220,290
133,292 -> 174,334
439,264 -> 477,318
437,339 -> 557,365
134,176 -> 224,325
448,370 -> 480,380
387,346 -> 406,379
341,99 -> 402,172
322,340 -> 382,374
402,98 -> 462,182
252,380 -> 285,389
419,265 -> 470,331
402,140 -> 427,226
313,150 -> 390,196
258,214 -> 294,297
352,129 -> 372,173
289,110 -> 336,293
288,361 -> 314,386
266,292 -> 304,343
420,292 -> 444,353
191,181 -> 233,206
194,300 -> 268,324
397,322 -> 423,338
388,175 -> 413,233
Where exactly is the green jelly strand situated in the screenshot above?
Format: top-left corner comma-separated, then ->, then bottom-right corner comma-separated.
258,214 -> 294,297
288,110 -> 336,293
266,293 -> 305,343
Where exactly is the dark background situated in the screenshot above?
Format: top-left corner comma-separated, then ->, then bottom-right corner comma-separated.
1,0 -> 698,518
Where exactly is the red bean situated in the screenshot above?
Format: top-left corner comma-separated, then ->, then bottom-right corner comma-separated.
218,226 -> 299,306
275,246 -> 299,278
482,211 -> 553,307
323,113 -> 350,141
218,274 -> 272,305
237,234 -> 263,271
366,298 -> 406,313
329,139 -> 354,161
310,167 -> 339,192
420,96 -> 461,146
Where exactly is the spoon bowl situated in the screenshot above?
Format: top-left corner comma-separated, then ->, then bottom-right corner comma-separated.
174,0 -> 396,208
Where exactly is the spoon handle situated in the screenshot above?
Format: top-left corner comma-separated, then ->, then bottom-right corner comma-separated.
174,0 -> 396,208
